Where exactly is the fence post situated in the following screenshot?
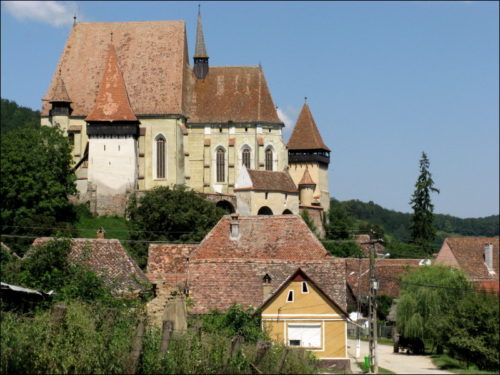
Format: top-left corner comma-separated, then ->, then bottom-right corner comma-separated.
250,339 -> 271,374
276,347 -> 289,374
124,317 -> 146,375
224,335 -> 243,371
159,320 -> 173,358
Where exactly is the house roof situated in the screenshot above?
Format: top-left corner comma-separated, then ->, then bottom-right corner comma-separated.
259,268 -> 349,318
42,21 -> 188,117
287,103 -> 330,151
190,215 -> 329,261
441,237 -> 499,280
187,258 -> 346,314
298,168 -> 316,186
31,238 -> 149,295
186,66 -> 282,124
345,258 -> 422,299
85,44 -> 138,122
49,74 -> 72,103
147,244 -> 198,286
235,169 -> 298,193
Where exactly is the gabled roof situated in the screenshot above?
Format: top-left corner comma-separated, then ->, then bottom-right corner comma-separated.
298,168 -> 316,186
440,237 -> 499,280
190,215 -> 329,261
49,74 -> 72,103
31,238 -> 149,295
86,44 -> 138,122
287,103 -> 330,151
194,8 -> 208,58
147,244 -> 198,285
259,268 -> 349,318
235,167 -> 298,193
42,21 -> 188,117
186,66 -> 282,124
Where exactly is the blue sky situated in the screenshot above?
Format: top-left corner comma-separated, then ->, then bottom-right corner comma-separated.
1,1 -> 498,218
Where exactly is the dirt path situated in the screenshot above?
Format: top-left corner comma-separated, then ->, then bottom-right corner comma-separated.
347,339 -> 453,374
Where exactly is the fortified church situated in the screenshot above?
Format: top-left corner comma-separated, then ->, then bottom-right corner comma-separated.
42,11 -> 332,232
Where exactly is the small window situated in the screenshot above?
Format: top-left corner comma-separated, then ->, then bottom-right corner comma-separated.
104,145 -> 106,151
245,127 -> 248,132
68,133 -> 74,146
302,282 -> 309,294
286,290 -> 294,302
263,274 -> 272,284
219,126 -> 222,133
265,148 -> 273,171
265,192 -> 268,200
269,128 -> 272,133
289,340 -> 301,346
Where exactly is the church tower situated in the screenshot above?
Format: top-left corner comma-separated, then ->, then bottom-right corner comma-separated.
288,102 -> 331,212
48,71 -> 72,132
85,44 -> 140,214
193,7 -> 209,80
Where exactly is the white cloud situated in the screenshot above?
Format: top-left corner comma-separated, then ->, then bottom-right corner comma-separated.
3,1 -> 78,27
277,106 -> 299,141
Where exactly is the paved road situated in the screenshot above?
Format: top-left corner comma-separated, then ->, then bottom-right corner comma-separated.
347,339 -> 453,374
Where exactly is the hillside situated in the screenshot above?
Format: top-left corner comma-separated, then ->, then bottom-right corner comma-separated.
334,198 -> 499,245
1,98 -> 40,134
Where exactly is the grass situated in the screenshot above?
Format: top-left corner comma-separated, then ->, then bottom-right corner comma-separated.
75,214 -> 129,241
356,361 -> 395,374
431,354 -> 499,375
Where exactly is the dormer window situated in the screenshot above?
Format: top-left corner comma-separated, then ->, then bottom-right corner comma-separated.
263,274 -> 272,284
287,290 -> 294,302
302,282 -> 309,294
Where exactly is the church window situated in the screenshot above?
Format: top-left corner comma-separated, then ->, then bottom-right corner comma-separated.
287,290 -> 294,302
155,134 -> 166,179
265,147 -> 273,171
216,147 -> 225,182
242,148 -> 251,169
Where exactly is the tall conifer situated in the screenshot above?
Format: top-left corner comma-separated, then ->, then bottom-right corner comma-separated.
409,152 -> 440,254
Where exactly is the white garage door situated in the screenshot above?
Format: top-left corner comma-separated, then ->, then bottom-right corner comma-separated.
288,324 -> 321,348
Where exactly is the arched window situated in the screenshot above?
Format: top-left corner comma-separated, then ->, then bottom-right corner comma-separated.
216,147 -> 225,182
242,148 -> 251,169
155,134 -> 166,179
265,147 -> 273,171
258,206 -> 273,215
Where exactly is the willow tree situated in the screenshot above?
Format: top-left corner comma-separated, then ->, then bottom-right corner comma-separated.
409,152 -> 439,255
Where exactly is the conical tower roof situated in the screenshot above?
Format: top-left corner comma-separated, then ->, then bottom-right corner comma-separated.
194,7 -> 208,58
287,103 -> 330,152
86,45 -> 137,122
299,168 -> 316,186
49,73 -> 71,103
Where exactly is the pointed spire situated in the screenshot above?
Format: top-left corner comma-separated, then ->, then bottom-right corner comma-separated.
287,103 -> 330,152
299,168 -> 316,186
194,5 -> 208,58
49,70 -> 72,103
85,45 -> 137,122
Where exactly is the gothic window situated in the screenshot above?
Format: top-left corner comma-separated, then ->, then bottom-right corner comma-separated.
216,147 -> 225,182
155,134 -> 166,179
265,147 -> 273,171
242,148 -> 251,169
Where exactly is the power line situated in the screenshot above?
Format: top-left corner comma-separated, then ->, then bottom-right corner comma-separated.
0,234 -> 199,245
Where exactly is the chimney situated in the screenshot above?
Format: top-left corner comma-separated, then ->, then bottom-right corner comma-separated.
230,214 -> 239,240
484,243 -> 495,274
97,227 -> 105,239
263,274 -> 272,300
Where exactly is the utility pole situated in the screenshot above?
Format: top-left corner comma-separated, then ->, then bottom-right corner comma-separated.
368,233 -> 383,373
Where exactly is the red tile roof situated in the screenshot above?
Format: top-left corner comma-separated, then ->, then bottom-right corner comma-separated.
31,238 -> 149,295
298,168 -> 316,186
187,258 -> 346,314
186,66 -> 281,124
49,74 -> 71,103
437,237 -> 499,280
287,103 -> 330,151
235,169 -> 298,193
147,244 -> 198,286
42,21 -> 187,117
191,215 -> 329,261
86,45 -> 138,122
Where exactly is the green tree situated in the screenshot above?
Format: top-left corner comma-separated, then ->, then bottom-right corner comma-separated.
326,202 -> 354,240
396,265 -> 471,352
409,152 -> 440,255
1,126 -> 77,254
127,185 -> 225,267
300,209 -> 319,237
0,98 -> 40,135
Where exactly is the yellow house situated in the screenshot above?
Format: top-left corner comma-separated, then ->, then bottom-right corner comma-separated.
260,268 -> 349,361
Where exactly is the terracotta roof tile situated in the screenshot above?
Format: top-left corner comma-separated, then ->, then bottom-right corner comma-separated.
186,66 -> 281,124
146,244 -> 198,285
187,258 -> 346,314
85,45 -> 138,122
298,168 -> 316,186
191,215 -> 328,261
31,238 -> 149,295
236,169 -> 297,193
287,103 -> 330,151
49,74 -> 71,103
42,21 -> 187,117
440,237 -> 499,280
